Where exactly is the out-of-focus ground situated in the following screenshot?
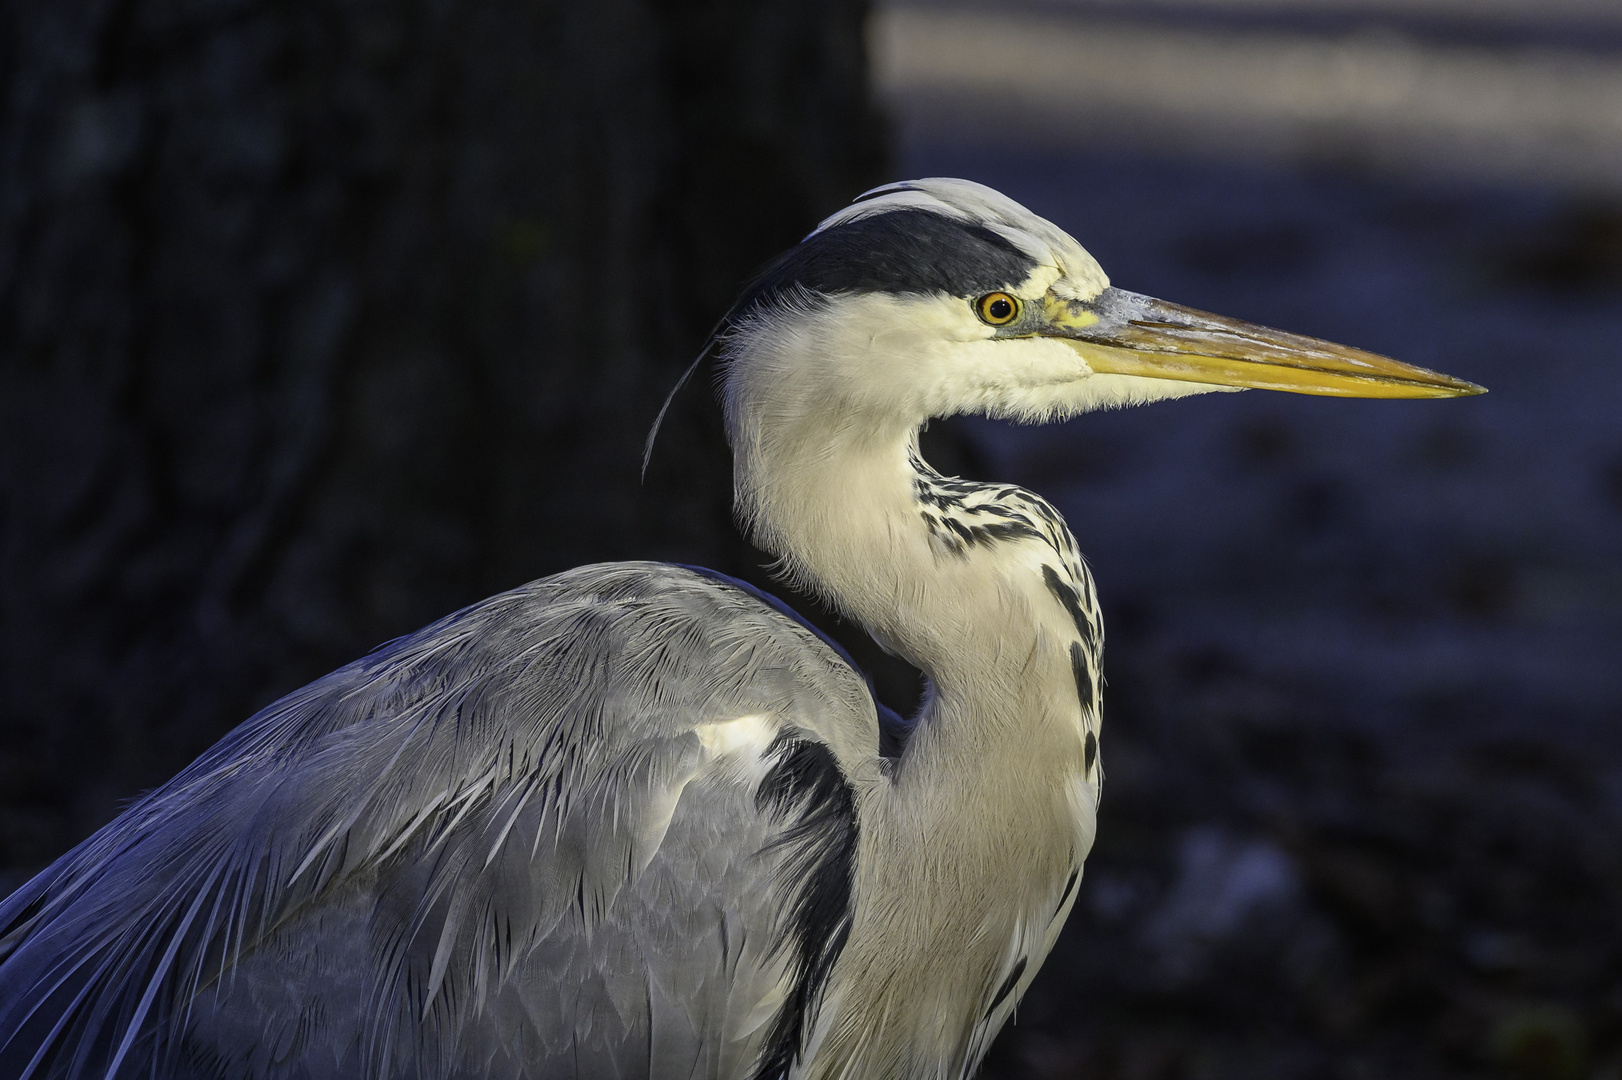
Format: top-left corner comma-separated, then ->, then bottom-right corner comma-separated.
877,2 -> 1622,1078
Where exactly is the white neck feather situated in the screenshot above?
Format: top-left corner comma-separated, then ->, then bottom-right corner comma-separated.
723,293 -> 1111,1080
723,294 -> 1093,702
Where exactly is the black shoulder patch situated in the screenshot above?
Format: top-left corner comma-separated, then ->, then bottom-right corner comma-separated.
737,209 -> 1039,315
752,733 -> 859,1080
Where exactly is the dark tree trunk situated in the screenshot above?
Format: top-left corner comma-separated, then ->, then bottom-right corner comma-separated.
0,0 -> 884,881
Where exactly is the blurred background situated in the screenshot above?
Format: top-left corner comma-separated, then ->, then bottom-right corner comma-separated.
2,0 -> 1620,1077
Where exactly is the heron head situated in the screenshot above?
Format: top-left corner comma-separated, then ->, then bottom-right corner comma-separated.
710,178 -> 1481,447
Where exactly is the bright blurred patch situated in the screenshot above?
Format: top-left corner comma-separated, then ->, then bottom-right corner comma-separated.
874,3 -> 1622,189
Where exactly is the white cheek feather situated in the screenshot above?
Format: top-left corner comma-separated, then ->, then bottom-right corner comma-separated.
1060,373 -> 1243,415
727,292 -> 1241,442
922,337 -> 1081,420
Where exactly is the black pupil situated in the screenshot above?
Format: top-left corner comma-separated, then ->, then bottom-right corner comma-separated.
987,297 -> 1012,321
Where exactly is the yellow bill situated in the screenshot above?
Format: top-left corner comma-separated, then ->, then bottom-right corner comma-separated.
1042,289 -> 1485,399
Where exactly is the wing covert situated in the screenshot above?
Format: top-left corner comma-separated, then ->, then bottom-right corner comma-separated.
0,563 -> 876,1080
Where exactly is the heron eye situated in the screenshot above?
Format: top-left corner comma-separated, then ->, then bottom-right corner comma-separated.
975,292 -> 1019,326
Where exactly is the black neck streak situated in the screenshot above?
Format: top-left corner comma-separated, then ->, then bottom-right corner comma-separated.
908,450 -> 1105,782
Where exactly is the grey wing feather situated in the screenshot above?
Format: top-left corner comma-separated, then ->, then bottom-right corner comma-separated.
0,562 -> 876,1080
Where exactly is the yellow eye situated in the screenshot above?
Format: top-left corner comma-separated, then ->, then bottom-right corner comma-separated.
974,292 -> 1020,326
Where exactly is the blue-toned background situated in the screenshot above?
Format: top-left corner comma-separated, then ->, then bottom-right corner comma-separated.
879,4 -> 1622,1076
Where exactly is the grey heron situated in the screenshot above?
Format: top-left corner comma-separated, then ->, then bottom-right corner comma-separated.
0,178 -> 1482,1080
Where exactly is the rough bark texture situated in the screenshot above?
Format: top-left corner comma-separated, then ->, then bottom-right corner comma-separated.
0,0 -> 884,880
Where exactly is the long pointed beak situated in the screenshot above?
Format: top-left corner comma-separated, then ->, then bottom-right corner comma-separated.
1043,288 -> 1485,399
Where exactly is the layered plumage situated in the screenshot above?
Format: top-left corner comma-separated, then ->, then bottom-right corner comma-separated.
0,179 -> 1480,1080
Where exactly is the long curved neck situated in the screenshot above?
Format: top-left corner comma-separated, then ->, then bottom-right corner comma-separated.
732,384 -> 1105,1079
721,299 -> 1105,726
739,420 -> 976,684
722,304 -> 1105,1079
735,400 -> 1092,691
